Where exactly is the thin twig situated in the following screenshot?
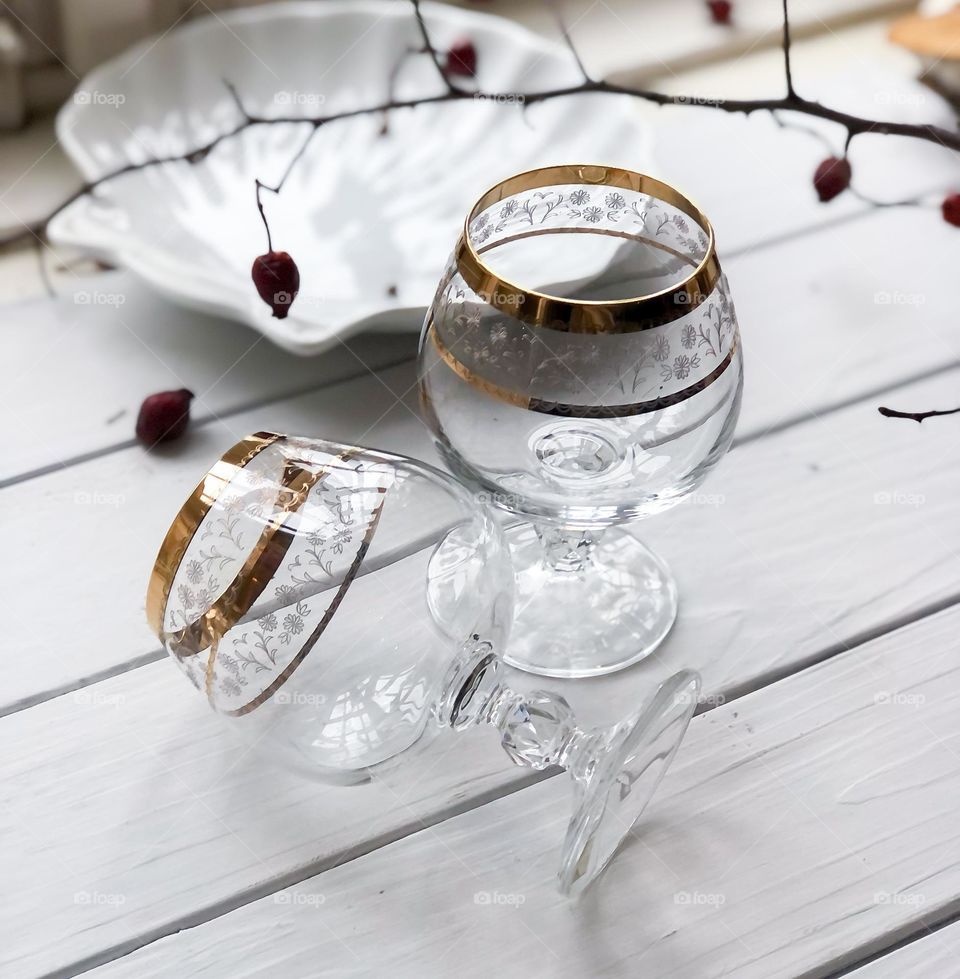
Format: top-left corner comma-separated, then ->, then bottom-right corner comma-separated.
254,179 -> 273,252
6,0 -> 957,422
5,88 -> 960,253
878,405 -> 960,423
546,0 -> 590,82
411,0 -> 457,93
781,0 -> 795,97
4,75 -> 958,254
222,78 -> 251,120
252,122 -> 318,251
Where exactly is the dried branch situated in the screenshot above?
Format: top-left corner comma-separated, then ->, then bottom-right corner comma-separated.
3,0 -> 959,256
546,0 -> 591,83
6,0 -> 960,423
878,405 -> 960,423
411,0 -> 458,93
781,0 -> 795,97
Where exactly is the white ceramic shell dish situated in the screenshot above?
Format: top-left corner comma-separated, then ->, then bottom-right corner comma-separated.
50,1 -> 650,355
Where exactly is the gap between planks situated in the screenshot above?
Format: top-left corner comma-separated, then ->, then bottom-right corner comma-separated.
71,604 -> 960,979
0,197 -> 923,494
4,344 -> 959,722
0,352 -> 419,492
830,914 -> 960,978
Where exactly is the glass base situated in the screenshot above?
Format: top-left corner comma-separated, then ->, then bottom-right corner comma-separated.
558,670 -> 700,896
502,523 -> 678,678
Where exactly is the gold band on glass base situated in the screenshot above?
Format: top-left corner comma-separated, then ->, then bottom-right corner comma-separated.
428,322 -> 739,418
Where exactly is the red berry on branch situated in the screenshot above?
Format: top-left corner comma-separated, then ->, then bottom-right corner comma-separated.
942,193 -> 960,227
136,389 -> 194,446
813,156 -> 851,202
707,1 -> 732,25
251,250 -> 300,319
446,39 -> 477,78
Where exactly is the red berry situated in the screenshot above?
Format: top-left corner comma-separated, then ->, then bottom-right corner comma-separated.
446,39 -> 477,78
707,0 -> 732,25
251,250 -> 300,319
813,156 -> 851,202
136,389 -> 194,446
942,193 -> 960,227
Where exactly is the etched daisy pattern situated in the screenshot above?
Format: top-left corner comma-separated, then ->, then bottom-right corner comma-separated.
163,449 -> 282,634
431,183 -> 739,409
206,460 -> 391,713
468,184 -> 709,261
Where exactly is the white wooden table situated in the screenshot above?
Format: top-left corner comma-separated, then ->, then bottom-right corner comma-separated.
2,6 -> 959,977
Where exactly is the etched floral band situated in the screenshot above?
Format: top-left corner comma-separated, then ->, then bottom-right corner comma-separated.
455,164 -> 721,331
429,165 -> 739,418
147,435 -> 387,715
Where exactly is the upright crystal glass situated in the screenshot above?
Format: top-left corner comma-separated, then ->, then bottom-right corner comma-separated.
418,164 -> 743,678
147,433 -> 701,895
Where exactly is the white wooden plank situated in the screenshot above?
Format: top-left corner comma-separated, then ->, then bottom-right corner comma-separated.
2,365 -> 960,975
3,201 -> 958,713
0,116 -> 80,241
0,359 -> 436,716
847,924 -> 960,978
0,0 -> 906,307
2,272 -> 417,484
650,19 -> 960,253
84,604 -> 960,979
726,204 -> 959,439
7,18 -> 952,482
453,0 -> 916,86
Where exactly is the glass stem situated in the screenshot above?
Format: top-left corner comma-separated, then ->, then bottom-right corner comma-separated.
436,638 -> 607,781
535,523 -> 602,575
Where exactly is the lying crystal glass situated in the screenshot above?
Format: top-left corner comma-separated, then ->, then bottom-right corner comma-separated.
418,164 -> 743,678
147,433 -> 700,895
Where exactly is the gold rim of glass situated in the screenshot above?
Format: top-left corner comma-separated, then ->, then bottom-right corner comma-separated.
145,432 -> 283,638
454,164 -> 720,334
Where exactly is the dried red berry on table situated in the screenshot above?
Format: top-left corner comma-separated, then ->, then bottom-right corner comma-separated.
251,250 -> 300,319
136,389 -> 194,446
446,39 -> 477,78
942,193 -> 960,227
813,157 -> 852,202
707,1 -> 732,25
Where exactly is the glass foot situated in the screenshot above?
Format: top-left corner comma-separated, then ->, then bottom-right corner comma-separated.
503,523 -> 678,678
558,670 -> 700,896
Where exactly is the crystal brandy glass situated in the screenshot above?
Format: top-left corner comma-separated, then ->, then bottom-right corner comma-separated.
147,432 -> 701,895
418,164 -> 743,678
